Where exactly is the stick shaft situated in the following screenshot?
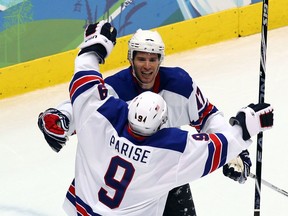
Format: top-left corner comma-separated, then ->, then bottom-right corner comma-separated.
250,173 -> 288,197
254,1 -> 269,215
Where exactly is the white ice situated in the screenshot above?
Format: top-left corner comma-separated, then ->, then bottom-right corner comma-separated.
1,26 -> 287,216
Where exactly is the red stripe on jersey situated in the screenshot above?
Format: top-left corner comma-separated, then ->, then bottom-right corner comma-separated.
76,202 -> 90,216
68,182 -> 76,197
209,134 -> 222,172
195,102 -> 214,131
152,72 -> 160,93
70,75 -> 104,98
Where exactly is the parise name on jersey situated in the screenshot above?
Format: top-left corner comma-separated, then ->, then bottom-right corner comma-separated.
109,134 -> 152,165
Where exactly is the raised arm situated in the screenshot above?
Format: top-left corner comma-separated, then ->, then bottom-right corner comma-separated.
38,21 -> 117,152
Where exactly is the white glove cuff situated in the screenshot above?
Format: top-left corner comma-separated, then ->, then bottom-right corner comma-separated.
240,107 -> 261,138
79,34 -> 114,58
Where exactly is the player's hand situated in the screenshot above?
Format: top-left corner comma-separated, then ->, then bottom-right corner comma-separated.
38,108 -> 70,152
78,20 -> 117,63
223,150 -> 252,184
229,103 -> 274,141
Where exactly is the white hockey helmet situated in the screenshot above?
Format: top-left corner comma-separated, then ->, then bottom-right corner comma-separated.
128,91 -> 168,136
128,29 -> 165,62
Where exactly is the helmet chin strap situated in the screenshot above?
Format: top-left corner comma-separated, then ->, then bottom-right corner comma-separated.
131,62 -> 160,90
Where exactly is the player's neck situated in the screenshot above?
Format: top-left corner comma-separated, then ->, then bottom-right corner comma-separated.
127,125 -> 146,140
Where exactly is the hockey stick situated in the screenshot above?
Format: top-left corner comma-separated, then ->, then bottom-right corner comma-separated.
254,1 -> 269,215
104,0 -> 133,23
250,173 -> 288,198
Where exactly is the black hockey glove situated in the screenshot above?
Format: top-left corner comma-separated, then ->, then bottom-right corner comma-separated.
223,150 -> 252,184
78,20 -> 117,64
38,108 -> 70,152
229,103 -> 274,141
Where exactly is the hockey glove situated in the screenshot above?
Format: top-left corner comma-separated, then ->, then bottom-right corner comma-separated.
229,103 -> 274,141
78,20 -> 117,63
223,150 -> 252,184
38,108 -> 70,152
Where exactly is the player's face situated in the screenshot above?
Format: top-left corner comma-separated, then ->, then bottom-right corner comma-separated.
132,51 -> 160,89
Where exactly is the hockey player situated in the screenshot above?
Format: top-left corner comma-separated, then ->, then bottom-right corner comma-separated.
45,20 -> 273,216
38,22 -> 254,215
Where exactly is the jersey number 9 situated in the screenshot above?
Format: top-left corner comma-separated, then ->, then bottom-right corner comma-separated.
98,156 -> 135,209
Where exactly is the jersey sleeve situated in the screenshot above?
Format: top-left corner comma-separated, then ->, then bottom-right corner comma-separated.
69,52 -> 110,130
56,100 -> 75,136
188,80 -> 230,133
54,76 -> 120,138
176,125 -> 251,185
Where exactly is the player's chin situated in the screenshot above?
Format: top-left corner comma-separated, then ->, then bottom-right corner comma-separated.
140,77 -> 154,85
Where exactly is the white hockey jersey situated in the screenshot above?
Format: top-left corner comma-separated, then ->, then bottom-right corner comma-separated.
63,52 -> 250,216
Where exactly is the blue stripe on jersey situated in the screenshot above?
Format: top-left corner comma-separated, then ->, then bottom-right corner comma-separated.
76,195 -> 101,216
192,105 -> 219,132
72,70 -> 102,79
70,70 -> 103,104
66,179 -> 101,215
141,128 -> 188,152
203,138 -> 217,176
217,133 -> 228,167
202,133 -> 228,176
198,103 -> 218,121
